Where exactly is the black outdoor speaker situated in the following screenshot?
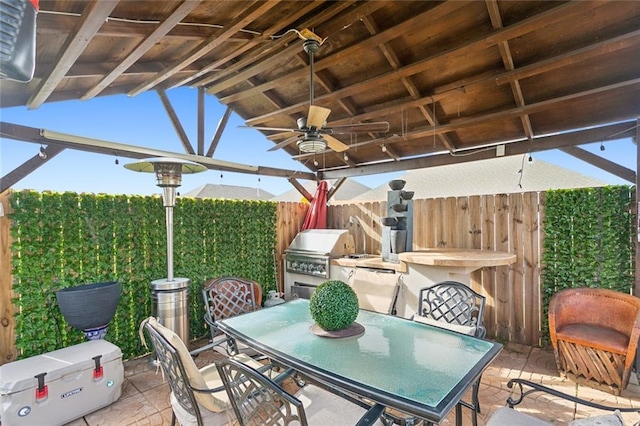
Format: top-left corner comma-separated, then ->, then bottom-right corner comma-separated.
0,0 -> 38,82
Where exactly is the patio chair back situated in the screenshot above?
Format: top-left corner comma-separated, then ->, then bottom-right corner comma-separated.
200,277 -> 263,355
416,281 -> 486,338
217,357 -> 308,426
141,317 -> 231,426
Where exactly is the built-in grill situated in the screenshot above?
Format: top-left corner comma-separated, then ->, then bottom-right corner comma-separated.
284,229 -> 354,299
285,229 -> 354,278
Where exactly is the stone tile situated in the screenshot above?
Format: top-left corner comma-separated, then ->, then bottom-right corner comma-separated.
73,344 -> 640,426
84,393 -> 160,425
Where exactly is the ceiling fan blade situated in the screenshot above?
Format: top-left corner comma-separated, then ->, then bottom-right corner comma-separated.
324,134 -> 349,152
328,121 -> 390,134
307,105 -> 331,129
267,135 -> 300,152
239,125 -> 298,133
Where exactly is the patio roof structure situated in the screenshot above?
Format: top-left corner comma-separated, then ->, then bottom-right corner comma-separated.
0,0 -> 638,191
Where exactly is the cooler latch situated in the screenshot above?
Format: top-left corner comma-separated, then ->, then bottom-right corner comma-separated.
34,372 -> 48,401
92,355 -> 103,380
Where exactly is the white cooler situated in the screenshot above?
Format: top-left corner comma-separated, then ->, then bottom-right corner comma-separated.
0,340 -> 123,426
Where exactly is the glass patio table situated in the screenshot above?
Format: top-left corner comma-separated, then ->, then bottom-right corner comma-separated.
217,298 -> 502,425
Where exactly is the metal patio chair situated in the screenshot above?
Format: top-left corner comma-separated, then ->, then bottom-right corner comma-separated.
216,357 -> 386,426
415,281 -> 487,426
192,276 -> 263,357
140,316 -> 270,426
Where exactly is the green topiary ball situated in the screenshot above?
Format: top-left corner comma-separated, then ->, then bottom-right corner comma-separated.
309,280 -> 359,331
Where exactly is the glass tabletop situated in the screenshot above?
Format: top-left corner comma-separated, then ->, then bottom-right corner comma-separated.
218,298 -> 502,422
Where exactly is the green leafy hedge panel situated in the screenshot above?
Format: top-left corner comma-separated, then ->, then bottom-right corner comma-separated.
10,190 -> 278,360
541,185 -> 634,344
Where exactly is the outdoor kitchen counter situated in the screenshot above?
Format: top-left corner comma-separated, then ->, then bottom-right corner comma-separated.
398,249 -> 516,269
330,249 -> 516,319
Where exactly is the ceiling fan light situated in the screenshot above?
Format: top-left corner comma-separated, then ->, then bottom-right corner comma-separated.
297,136 -> 326,153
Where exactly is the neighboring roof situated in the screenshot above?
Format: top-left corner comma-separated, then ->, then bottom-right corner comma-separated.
181,183 -> 273,201
349,156 -> 608,202
272,179 -> 370,202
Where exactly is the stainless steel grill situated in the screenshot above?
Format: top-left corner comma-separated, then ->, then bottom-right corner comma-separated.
285,229 -> 355,279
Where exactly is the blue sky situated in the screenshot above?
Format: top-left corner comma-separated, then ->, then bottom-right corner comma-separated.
0,87 -> 635,197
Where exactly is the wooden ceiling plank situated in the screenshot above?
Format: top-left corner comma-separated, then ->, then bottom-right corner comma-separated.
175,0 -> 327,89
559,146 -> 635,182
206,106 -> 232,158
321,121 -> 637,180
82,0 -> 200,100
496,29 -> 640,86
244,2 -> 592,126
201,0 -> 373,90
27,1 -> 118,109
0,145 -> 66,193
157,90 -> 196,155
217,1 -> 463,103
128,1 -> 281,97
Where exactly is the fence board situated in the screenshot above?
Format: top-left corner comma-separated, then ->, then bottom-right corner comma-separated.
495,194 -> 511,341
0,192 -> 16,364
511,193 -> 526,344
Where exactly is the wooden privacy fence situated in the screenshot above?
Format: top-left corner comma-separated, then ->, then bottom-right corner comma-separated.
328,192 -> 545,346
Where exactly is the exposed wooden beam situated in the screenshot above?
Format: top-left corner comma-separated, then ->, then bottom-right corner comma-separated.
201,1 -> 373,90
327,177 -> 347,201
0,122 -> 316,180
217,1 -> 463,102
0,145 -> 66,193
496,29 -> 640,86
287,178 -> 313,202
197,87 -> 205,156
82,0 -> 200,100
174,0 -> 326,89
231,1 -> 596,115
485,0 -> 534,140
28,1 -> 118,109
321,121 -> 636,180
128,1 -> 280,96
36,10 -> 253,41
207,106 -> 232,158
157,90 -> 196,155
559,146 -> 635,183
295,78 -> 640,159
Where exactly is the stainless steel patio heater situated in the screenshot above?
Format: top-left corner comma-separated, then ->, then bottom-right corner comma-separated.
124,157 -> 206,344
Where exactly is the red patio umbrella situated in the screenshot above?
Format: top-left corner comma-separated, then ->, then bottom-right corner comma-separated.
301,181 -> 328,230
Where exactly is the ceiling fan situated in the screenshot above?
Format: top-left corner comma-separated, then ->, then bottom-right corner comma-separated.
243,29 -> 389,154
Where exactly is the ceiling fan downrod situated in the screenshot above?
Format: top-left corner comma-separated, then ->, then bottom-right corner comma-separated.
303,39 -> 320,107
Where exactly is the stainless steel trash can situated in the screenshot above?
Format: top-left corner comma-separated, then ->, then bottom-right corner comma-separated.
150,277 -> 190,343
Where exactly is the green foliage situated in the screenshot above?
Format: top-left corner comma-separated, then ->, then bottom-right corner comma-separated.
9,190 -> 278,360
541,185 -> 634,345
309,280 -> 359,331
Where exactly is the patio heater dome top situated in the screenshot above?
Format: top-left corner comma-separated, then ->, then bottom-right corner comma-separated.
124,157 -> 207,187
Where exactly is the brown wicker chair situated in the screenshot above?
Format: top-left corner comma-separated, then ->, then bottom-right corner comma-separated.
548,287 -> 640,395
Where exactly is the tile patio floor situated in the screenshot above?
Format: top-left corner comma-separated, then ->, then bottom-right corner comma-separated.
65,342 -> 640,426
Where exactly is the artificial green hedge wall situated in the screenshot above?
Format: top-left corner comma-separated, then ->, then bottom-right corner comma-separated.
10,190 -> 278,360
541,185 -> 635,344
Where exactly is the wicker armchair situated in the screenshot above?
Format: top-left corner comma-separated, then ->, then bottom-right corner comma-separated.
548,287 -> 640,395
